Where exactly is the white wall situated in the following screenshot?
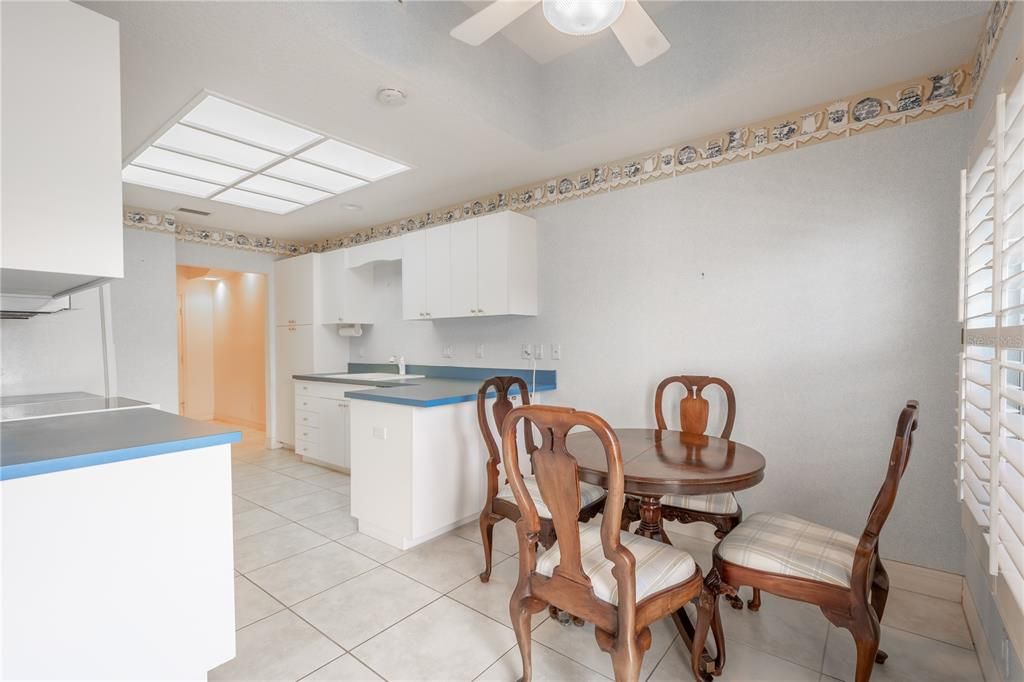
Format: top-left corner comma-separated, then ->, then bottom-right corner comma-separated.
353,114 -> 966,572
0,288 -> 107,397
110,229 -> 178,411
1,230 -> 179,404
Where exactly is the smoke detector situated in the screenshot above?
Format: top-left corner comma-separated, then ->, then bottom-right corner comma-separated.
376,87 -> 407,106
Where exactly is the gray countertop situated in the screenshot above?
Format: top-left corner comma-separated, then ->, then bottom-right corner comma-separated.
0,407 -> 240,481
1,394 -> 150,421
293,369 -> 556,407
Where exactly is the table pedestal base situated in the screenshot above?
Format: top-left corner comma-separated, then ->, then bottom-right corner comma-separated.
633,495 -> 719,679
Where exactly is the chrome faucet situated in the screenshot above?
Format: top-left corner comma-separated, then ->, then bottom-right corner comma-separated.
388,354 -> 407,376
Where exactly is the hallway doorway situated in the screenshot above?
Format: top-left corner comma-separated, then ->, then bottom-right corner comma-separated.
177,266 -> 267,430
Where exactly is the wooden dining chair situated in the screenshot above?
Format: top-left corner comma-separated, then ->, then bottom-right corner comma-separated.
622,375 -> 752,607
502,404 -> 721,682
476,377 -> 606,583
712,401 -> 919,682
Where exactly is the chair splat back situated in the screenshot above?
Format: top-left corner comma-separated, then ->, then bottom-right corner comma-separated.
654,375 -> 736,438
852,401 -> 919,586
501,405 -> 630,593
477,376 -> 535,466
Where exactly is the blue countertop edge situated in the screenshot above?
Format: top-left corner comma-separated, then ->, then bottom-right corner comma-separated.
0,431 -> 241,482
347,381 -> 557,408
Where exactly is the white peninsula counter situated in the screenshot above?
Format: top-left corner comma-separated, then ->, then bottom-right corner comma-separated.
1,405 -> 240,680
293,365 -> 556,550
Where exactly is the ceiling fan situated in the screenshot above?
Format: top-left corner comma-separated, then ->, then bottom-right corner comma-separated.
450,0 -> 670,67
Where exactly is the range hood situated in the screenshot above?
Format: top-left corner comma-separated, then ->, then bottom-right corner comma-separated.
0,268 -> 107,319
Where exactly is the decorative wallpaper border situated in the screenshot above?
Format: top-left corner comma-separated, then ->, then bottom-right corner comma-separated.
123,208 -> 310,256
124,1 -> 1011,257
305,67 -> 974,253
971,0 -> 1013,90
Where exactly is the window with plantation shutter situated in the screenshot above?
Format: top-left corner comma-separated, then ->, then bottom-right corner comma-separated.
959,67 -> 1024,616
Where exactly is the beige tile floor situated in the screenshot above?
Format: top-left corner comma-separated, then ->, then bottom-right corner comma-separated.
213,428 -> 984,681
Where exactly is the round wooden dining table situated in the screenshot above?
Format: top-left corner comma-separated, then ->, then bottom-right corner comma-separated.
565,427 -> 766,675
566,428 -> 766,543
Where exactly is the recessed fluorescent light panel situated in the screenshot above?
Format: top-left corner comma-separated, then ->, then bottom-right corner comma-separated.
299,139 -> 409,181
122,93 -> 410,214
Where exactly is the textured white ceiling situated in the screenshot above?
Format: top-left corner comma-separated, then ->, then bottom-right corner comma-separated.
82,1 -> 988,242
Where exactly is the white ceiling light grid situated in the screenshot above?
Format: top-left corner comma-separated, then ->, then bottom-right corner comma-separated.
121,92 -> 411,215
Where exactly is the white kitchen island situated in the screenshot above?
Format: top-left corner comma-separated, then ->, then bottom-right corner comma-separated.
293,366 -> 556,550
1,405 -> 240,680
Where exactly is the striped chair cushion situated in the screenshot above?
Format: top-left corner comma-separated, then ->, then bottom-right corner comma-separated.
497,475 -> 606,519
536,523 -> 697,605
716,512 -> 858,587
661,492 -> 739,514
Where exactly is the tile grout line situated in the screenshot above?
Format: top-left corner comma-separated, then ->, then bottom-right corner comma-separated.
233,443 -> 979,681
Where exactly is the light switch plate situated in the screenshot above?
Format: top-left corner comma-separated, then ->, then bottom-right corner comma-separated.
533,343 -> 544,360
551,344 -> 561,360
442,343 -> 455,358
372,426 -> 388,440
476,343 -> 485,359
521,343 -> 532,359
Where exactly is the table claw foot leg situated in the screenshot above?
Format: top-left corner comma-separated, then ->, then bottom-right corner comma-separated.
875,649 -> 888,664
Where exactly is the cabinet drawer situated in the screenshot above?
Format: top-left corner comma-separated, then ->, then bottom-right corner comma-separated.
295,424 -> 319,443
295,439 -> 319,458
296,410 -> 320,428
295,381 -> 317,396
295,395 -> 318,411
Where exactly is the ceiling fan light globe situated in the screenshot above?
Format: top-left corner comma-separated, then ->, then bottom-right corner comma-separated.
542,0 -> 625,36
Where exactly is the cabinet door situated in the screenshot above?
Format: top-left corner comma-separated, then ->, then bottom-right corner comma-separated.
424,224 -> 452,319
476,213 -> 510,316
401,231 -> 427,320
319,249 -> 347,324
274,325 -> 313,445
450,219 -> 479,316
318,398 -> 351,470
274,254 -> 316,326
2,2 -> 123,283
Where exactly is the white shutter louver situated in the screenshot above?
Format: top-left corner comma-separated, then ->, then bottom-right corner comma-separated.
960,69 -> 1024,614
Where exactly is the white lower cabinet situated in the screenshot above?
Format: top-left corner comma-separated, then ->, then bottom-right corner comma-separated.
293,380 -> 366,471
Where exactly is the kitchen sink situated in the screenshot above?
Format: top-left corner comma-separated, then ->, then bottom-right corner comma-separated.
323,373 -> 425,381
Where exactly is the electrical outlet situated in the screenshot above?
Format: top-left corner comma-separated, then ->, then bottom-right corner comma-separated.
475,343 -> 485,359
521,343 -> 532,359
358,346 -> 367,358
533,343 -> 544,360
442,343 -> 455,358
551,344 -> 561,360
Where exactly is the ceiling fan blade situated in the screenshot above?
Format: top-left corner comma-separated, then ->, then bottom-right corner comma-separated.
450,0 -> 540,46
610,0 -> 670,67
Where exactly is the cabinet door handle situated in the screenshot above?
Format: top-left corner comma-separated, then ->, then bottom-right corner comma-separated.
478,309 -> 484,314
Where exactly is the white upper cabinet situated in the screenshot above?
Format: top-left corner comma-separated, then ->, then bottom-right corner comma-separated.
1,1 -> 123,296
450,221 -> 479,316
442,211 -> 537,319
402,225 -> 452,320
320,249 -> 374,324
274,253 -> 317,326
425,225 -> 453,318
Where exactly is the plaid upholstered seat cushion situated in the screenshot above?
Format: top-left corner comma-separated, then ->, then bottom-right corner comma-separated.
497,475 -> 606,519
536,524 -> 697,605
717,512 -> 858,587
661,492 -> 739,514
